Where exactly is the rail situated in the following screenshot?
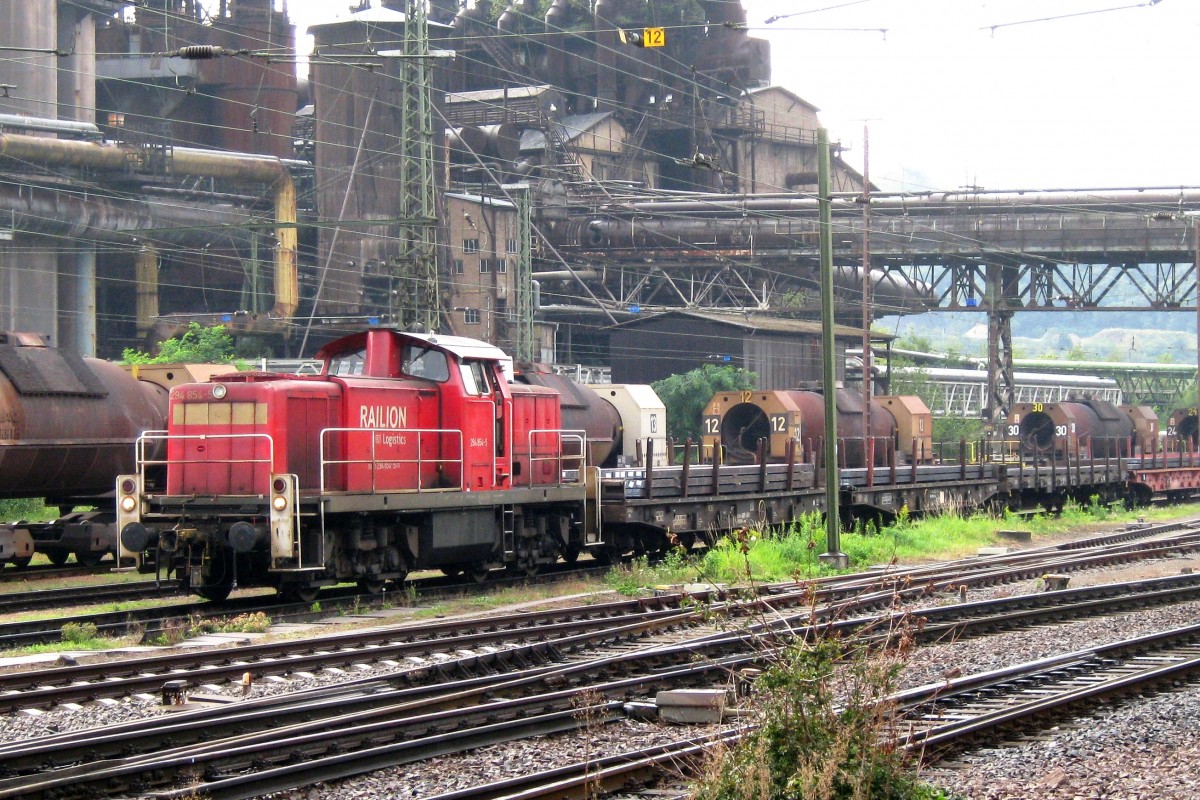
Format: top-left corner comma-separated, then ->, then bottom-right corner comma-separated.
319,427 -> 464,494
135,431 -> 276,495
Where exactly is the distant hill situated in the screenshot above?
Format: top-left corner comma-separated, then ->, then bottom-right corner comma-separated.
879,310 -> 1196,364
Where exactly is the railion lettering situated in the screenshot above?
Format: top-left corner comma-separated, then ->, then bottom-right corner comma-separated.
359,405 -> 408,429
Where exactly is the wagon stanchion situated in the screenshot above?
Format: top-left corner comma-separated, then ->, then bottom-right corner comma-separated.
681,440 -> 692,498
889,438 -> 897,486
710,444 -> 721,496
1089,436 -> 1096,486
810,439 -> 820,489
757,438 -> 769,493
644,438 -> 655,500
1080,431 -> 1089,489
866,436 -> 875,488
785,437 -> 796,491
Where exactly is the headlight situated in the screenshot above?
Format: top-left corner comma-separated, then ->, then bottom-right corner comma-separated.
212,384 -> 227,399
120,496 -> 138,513
272,495 -> 288,512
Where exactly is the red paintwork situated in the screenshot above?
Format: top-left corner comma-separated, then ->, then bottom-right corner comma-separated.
1131,466 -> 1200,493
165,328 -> 565,497
166,375 -> 339,495
511,384 -> 565,486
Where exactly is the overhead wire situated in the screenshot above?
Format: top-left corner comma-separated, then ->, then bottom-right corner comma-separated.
1,1 -> 1193,342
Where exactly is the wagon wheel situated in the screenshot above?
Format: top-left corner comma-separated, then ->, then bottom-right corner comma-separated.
469,564 -> 491,584
199,581 -> 234,602
75,551 -> 105,568
9,556 -> 31,569
47,551 -> 70,566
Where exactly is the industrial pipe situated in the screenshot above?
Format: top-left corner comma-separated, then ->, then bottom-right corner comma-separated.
0,132 -> 299,321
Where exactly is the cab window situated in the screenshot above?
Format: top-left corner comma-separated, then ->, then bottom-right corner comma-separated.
460,360 -> 492,396
401,343 -> 450,381
326,348 -> 365,376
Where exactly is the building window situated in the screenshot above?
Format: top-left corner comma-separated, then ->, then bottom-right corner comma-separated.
506,238 -> 518,254
463,238 -> 479,254
464,308 -> 481,324
495,298 -> 508,321
453,259 -> 464,274
479,259 -> 491,274
497,259 -> 508,274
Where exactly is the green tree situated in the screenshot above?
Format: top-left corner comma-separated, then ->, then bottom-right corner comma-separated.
122,323 -> 237,365
652,364 -> 756,445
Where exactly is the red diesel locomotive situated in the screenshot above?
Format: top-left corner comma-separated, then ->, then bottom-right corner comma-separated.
118,328 -> 596,600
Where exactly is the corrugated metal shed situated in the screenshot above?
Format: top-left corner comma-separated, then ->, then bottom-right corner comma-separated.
607,310 -> 888,389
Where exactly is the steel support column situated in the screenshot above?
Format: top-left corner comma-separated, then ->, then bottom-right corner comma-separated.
397,0 -> 441,332
985,262 -> 1016,443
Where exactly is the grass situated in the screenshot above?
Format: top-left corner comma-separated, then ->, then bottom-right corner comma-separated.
0,499 -> 60,524
605,502 -> 1200,595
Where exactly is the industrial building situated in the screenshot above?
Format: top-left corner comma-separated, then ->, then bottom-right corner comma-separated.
0,0 -> 880,365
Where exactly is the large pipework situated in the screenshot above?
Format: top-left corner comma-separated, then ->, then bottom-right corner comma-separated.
0,183 -> 258,245
0,132 -> 298,321
606,188 -> 1200,217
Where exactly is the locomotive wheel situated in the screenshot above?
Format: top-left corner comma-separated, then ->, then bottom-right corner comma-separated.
440,567 -> 465,579
75,551 -> 104,568
284,585 -> 320,604
357,577 -> 386,595
198,582 -> 234,602
47,551 -> 70,566
469,565 -> 491,584
9,556 -> 31,569
561,546 -> 580,565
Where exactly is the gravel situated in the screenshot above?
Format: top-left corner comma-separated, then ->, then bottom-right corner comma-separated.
6,547 -> 1200,798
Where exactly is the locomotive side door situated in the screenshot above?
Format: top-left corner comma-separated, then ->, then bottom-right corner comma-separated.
458,359 -> 502,490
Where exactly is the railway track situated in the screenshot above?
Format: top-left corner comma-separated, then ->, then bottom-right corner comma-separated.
0,515 -> 1194,650
0,519 -> 1195,708
5,536 -> 1200,798
0,563 -> 610,648
894,622 -> 1200,758
0,561 -> 113,583
0,579 -> 183,615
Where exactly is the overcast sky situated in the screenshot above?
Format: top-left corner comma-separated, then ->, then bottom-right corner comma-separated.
739,0 -> 1197,191
287,0 -> 1198,192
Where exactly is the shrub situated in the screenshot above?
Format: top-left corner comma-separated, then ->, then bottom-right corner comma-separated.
61,622 -> 100,644
693,635 -> 946,800
187,612 -> 271,637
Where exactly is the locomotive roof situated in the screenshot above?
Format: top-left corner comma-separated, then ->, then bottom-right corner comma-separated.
317,329 -> 515,381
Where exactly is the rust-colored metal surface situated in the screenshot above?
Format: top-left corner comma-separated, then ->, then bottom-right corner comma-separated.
1011,399 -> 1135,460
1120,405 -> 1160,455
702,388 -> 896,468
1166,407 -> 1198,449
0,336 -> 167,500
513,365 -> 621,467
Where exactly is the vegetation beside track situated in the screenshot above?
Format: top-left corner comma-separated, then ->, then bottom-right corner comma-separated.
605,501 -> 1200,593
692,637 -> 948,800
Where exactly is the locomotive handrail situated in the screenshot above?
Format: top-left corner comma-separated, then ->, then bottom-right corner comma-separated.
526,429 -> 587,487
134,431 -> 276,495
318,427 -> 465,494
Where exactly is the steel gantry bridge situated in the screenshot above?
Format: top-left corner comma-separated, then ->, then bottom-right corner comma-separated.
541,186 -> 1200,428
